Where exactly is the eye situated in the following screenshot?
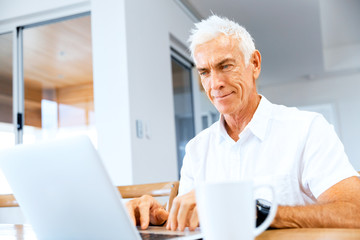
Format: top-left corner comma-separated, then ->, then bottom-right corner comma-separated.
222,64 -> 232,70
199,71 -> 208,76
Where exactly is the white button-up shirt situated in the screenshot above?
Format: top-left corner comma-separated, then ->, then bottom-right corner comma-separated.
179,96 -> 358,206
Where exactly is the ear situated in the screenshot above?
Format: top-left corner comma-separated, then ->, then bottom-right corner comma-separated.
251,50 -> 261,81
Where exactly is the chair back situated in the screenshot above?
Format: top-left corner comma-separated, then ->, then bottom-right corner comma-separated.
0,181 -> 180,212
0,194 -> 18,208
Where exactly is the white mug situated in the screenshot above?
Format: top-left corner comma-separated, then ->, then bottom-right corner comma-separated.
196,180 -> 277,240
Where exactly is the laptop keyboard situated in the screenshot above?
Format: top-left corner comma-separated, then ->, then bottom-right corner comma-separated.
140,232 -> 189,240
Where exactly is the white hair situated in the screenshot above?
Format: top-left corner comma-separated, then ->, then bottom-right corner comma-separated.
188,15 -> 255,66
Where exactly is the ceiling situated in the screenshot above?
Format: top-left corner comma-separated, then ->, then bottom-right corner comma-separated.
180,0 -> 360,87
0,15 -> 92,91
23,15 -> 93,90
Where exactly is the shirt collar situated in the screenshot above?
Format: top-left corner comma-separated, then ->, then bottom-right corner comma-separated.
216,95 -> 273,143
217,114 -> 230,143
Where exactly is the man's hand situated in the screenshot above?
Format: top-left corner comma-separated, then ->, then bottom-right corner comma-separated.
166,190 -> 199,231
126,195 -> 169,229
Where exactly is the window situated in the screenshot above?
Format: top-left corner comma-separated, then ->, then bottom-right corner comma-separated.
0,14 -> 95,194
22,14 -> 96,146
171,53 -> 195,178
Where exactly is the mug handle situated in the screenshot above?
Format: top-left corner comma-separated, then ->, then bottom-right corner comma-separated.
253,184 -> 278,236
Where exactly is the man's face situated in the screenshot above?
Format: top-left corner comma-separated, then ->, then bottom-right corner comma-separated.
194,34 -> 260,115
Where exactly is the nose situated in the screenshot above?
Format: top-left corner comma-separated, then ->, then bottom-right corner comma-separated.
209,71 -> 224,90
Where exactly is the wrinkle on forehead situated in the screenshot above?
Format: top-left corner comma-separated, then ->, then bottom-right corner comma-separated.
194,34 -> 245,68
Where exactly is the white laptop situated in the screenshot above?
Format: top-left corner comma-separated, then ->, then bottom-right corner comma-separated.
0,135 -> 203,240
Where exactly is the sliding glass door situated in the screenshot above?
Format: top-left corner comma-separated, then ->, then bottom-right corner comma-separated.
171,53 -> 196,178
0,14 -> 95,194
22,15 -> 96,145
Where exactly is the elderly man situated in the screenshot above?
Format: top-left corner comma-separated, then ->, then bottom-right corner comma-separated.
126,15 -> 360,231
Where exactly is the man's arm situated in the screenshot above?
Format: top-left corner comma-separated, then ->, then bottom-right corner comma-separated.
271,176 -> 360,228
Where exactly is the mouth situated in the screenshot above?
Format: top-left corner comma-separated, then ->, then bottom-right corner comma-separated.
213,92 -> 234,100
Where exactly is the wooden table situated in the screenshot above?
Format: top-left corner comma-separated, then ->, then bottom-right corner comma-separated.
256,228 -> 360,240
1,224 -> 360,240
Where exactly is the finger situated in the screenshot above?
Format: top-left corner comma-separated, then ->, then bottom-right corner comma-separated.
149,198 -> 168,225
189,207 -> 199,231
177,202 -> 193,231
185,208 -> 194,228
125,201 -> 137,226
150,208 -> 169,225
139,200 -> 151,229
167,198 -> 180,231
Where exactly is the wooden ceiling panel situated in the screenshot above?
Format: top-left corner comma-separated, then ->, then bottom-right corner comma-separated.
23,15 -> 93,90
0,16 -> 93,90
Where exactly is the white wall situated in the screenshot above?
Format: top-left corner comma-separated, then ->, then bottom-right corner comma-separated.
90,0 -> 134,185
259,73 -> 360,171
123,0 -> 195,184
89,0 -> 198,185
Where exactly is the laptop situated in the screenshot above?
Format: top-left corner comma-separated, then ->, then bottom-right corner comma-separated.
0,135 -> 203,240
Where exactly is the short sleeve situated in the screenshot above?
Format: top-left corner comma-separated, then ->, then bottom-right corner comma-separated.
302,114 -> 359,198
178,144 -> 195,196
